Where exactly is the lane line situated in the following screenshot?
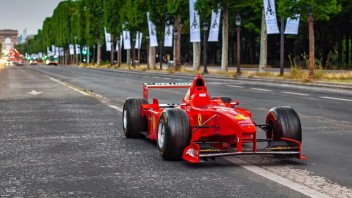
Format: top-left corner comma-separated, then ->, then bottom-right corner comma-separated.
227,85 -> 244,88
320,96 -> 352,102
224,157 -> 330,198
49,77 -> 89,96
109,105 -> 123,112
282,91 -> 309,96
49,77 -> 124,112
250,88 -> 272,92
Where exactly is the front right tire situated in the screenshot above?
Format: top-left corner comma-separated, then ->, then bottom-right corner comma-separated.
266,106 -> 302,146
122,98 -> 148,138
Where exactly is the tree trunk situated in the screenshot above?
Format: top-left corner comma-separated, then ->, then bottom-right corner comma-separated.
259,9 -> 267,72
117,39 -> 121,67
149,47 -> 156,69
338,33 -> 342,66
97,38 -> 101,65
110,35 -> 114,67
174,15 -> 182,70
127,49 -> 131,66
193,42 -> 201,70
221,6 -> 229,72
346,33 -> 350,66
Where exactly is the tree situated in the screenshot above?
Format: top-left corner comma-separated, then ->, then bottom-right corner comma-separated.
104,0 -> 123,66
120,0 -> 148,67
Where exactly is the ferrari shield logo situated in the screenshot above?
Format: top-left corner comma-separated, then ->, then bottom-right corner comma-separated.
198,114 -> 202,126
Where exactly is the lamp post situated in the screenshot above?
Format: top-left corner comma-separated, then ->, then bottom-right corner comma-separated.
202,22 -> 208,74
174,30 -> 178,67
308,6 -> 314,79
132,37 -> 136,67
235,13 -> 242,77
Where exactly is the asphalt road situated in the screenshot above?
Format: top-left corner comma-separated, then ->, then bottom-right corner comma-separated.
1,65 -> 351,197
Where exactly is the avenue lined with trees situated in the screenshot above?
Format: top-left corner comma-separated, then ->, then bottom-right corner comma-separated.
17,0 -> 351,73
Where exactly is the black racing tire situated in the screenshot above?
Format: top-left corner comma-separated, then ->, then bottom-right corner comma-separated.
211,96 -> 232,103
266,106 -> 302,145
157,108 -> 191,161
122,98 -> 148,138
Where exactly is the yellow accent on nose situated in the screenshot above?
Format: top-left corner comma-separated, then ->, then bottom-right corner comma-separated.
198,114 -> 202,126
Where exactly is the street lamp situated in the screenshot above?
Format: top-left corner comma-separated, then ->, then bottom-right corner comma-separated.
174,29 -> 178,67
202,21 -> 208,74
235,13 -> 242,77
132,37 -> 136,67
307,6 -> 314,79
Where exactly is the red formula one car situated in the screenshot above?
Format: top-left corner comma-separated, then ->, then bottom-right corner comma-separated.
123,75 -> 306,163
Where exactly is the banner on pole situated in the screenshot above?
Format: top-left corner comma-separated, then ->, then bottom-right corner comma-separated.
59,47 -> 64,56
284,14 -> 300,35
208,9 -> 221,42
123,31 -> 131,50
51,45 -> 55,55
189,0 -> 201,42
164,23 -> 173,47
69,44 -> 74,55
263,0 -> 280,34
147,12 -> 158,47
75,44 -> 80,54
135,32 -> 143,49
55,47 -> 59,57
104,27 -> 112,51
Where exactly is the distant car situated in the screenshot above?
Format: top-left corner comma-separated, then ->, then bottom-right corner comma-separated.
46,57 -> 58,65
29,60 -> 38,65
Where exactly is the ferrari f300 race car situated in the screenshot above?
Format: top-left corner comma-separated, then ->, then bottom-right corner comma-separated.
123,75 -> 306,163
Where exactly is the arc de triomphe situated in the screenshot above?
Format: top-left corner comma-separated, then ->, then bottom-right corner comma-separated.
0,29 -> 18,51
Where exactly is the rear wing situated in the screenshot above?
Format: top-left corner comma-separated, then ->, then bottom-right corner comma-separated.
143,82 -> 192,100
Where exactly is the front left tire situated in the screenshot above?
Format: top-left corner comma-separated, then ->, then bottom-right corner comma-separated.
157,108 -> 191,160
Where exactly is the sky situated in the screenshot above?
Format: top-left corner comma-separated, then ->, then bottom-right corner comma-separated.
0,0 -> 64,35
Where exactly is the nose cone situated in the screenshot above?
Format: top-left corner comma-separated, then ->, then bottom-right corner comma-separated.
220,110 -> 256,133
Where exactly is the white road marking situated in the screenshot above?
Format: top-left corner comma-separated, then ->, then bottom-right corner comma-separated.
109,105 -> 123,112
320,96 -> 352,102
49,77 -> 89,96
49,77 -> 124,112
27,90 -> 43,95
227,85 -> 244,88
250,88 -> 272,92
208,82 -> 224,85
282,91 -> 309,96
224,157 -> 330,198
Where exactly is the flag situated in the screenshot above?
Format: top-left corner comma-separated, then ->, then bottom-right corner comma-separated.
123,31 -> 131,50
284,14 -> 300,35
263,0 -> 280,34
164,23 -> 173,47
104,27 -> 112,51
75,44 -> 80,54
208,9 -> 221,42
135,32 -> 143,49
189,0 -> 201,42
147,12 -> 158,47
69,44 -> 74,55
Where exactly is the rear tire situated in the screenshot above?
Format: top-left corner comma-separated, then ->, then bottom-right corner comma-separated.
157,109 -> 191,160
122,98 -> 148,138
266,106 -> 302,145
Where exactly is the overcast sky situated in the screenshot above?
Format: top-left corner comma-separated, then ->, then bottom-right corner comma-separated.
0,0 -> 64,35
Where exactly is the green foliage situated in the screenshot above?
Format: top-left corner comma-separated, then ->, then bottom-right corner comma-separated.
17,0 -> 347,69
